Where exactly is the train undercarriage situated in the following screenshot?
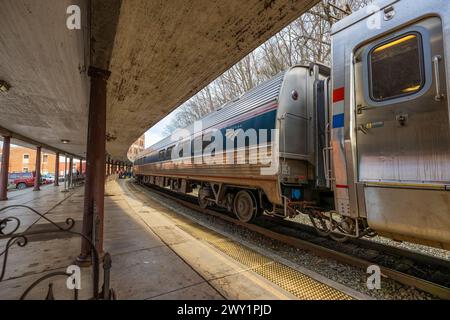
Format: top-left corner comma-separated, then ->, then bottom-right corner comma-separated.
136,174 -> 378,243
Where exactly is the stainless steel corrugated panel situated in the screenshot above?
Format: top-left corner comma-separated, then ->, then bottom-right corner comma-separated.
202,74 -> 284,127
141,71 -> 286,155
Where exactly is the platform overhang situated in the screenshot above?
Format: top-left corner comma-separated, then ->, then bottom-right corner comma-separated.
0,0 -> 319,162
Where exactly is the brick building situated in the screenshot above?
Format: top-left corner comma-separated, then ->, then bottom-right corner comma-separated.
127,134 -> 145,161
0,135 -> 140,177
0,145 -> 84,176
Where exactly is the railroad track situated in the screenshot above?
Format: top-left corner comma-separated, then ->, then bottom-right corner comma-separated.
129,180 -> 450,300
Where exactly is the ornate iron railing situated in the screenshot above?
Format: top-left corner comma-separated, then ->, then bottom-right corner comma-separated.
0,205 -> 115,300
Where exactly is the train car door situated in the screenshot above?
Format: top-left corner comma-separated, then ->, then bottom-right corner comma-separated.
353,16 -> 450,245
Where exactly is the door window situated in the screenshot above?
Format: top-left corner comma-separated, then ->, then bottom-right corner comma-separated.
369,33 -> 425,101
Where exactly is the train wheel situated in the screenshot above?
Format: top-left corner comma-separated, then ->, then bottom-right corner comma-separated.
233,190 -> 256,223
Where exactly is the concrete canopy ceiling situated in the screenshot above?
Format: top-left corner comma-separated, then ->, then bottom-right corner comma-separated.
104,0 -> 319,161
0,0 -> 90,158
1,0 -> 319,162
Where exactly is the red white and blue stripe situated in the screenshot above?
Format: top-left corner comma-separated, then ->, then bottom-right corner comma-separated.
332,87 -> 345,129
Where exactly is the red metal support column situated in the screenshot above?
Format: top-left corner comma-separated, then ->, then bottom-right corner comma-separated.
33,146 -> 42,191
78,66 -> 110,264
69,156 -> 73,188
54,152 -> 60,186
0,136 -> 11,201
64,155 -> 68,187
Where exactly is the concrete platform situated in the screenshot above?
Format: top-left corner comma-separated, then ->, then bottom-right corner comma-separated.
0,179 -> 362,300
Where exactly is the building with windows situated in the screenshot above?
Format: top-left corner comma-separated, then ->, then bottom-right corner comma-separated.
0,145 -> 83,176
127,135 -> 145,161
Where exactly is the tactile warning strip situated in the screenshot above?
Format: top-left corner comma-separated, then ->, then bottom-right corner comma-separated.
177,221 -> 228,243
210,240 -> 352,300
255,262 -> 352,300
211,240 -> 273,269
173,216 -> 353,300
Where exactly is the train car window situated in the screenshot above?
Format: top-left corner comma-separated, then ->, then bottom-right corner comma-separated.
166,146 -> 174,160
369,33 -> 424,101
159,150 -> 165,160
202,134 -> 212,150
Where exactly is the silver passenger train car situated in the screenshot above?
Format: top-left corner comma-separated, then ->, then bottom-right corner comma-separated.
135,0 -> 450,249
135,65 -> 330,222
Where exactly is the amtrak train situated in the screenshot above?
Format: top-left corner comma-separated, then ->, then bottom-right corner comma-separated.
134,0 -> 450,250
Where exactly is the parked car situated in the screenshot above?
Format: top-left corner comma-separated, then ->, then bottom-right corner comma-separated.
8,172 -> 35,190
41,173 -> 55,184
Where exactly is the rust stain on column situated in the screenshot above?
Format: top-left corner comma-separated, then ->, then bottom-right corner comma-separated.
79,66 -> 111,264
0,136 -> 11,201
54,152 -> 60,186
33,146 -> 41,191
69,156 -> 73,187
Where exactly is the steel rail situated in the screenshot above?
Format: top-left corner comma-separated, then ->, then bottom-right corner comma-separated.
130,181 -> 450,300
261,216 -> 450,270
